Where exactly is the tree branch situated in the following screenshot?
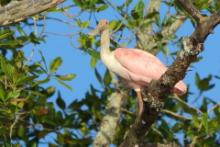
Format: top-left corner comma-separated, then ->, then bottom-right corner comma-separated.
151,14 -> 186,54
137,12 -> 186,54
175,0 -> 205,23
161,109 -> 191,121
0,0 -> 64,26
136,0 -> 161,52
120,2 -> 220,146
161,15 -> 186,37
93,92 -> 126,147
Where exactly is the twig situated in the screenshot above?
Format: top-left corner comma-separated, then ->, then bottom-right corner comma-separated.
10,112 -> 21,144
46,16 -> 76,27
161,109 -> 191,121
208,101 -> 220,113
120,108 -> 135,117
172,96 -> 202,115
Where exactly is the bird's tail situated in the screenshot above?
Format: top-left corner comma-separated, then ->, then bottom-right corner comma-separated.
173,80 -> 187,96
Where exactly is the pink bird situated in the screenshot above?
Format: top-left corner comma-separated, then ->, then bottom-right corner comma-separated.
89,20 -> 187,116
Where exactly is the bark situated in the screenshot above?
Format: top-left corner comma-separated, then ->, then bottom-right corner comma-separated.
120,0 -> 220,146
93,92 -> 126,147
0,0 -> 64,26
176,0 -> 204,23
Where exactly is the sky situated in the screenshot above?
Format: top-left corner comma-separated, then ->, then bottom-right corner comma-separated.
28,0 -> 220,106
22,0 -> 220,145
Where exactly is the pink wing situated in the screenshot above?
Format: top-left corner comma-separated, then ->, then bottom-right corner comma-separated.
114,48 -> 167,81
114,48 -> 187,94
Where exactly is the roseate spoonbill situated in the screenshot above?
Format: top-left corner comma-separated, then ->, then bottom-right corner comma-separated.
89,20 -> 187,116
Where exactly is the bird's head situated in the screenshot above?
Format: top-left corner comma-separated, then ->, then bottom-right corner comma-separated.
89,19 -> 109,36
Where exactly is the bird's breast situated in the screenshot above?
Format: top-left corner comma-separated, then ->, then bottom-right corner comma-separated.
101,53 -> 130,80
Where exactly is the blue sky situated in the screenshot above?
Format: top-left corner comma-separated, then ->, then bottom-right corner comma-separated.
28,0 -> 220,106
23,0 -> 220,145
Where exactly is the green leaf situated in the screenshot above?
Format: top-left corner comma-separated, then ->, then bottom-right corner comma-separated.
0,88 -> 5,101
94,68 -> 102,85
103,69 -> 112,85
162,15 -> 176,27
193,0 -> 210,9
202,113 -> 209,133
29,32 -> 44,44
172,122 -> 184,132
133,0 -> 144,19
78,33 -> 95,50
0,39 -> 25,48
214,0 -> 220,10
173,97 -> 198,115
49,57 -> 62,73
146,11 -> 159,19
34,78 -> 50,86
56,78 -> 73,91
18,125 -> 25,138
76,20 -> 89,28
7,90 -> 20,100
192,115 -> 201,128
195,73 -> 215,92
16,75 -> 36,85
163,1 -> 174,7
0,30 -> 13,40
157,42 -> 169,56
109,20 -> 120,30
90,56 -> 97,68
56,74 -> 76,81
110,20 -> 124,33
96,5 -> 108,12
214,75 -> 220,79
0,55 -> 15,79
16,25 -> 26,36
39,50 -> 48,72
46,86 -> 56,97
56,92 -> 66,109
87,49 -> 99,59
80,122 -> 89,135
200,98 -> 208,112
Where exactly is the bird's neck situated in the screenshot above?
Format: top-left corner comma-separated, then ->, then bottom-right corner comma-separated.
100,29 -> 111,60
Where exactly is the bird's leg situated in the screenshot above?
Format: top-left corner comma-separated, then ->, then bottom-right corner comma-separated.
135,89 -> 143,117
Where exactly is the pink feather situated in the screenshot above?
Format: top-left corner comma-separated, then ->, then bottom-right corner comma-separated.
114,48 -> 187,95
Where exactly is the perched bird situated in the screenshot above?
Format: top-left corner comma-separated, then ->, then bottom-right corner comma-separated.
89,19 -> 187,116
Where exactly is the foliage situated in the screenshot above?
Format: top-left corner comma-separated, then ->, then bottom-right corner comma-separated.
0,0 -> 220,146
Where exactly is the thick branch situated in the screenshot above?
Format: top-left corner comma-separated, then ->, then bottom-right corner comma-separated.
175,0 -> 204,23
93,92 -> 125,147
120,4 -> 220,147
0,0 -> 64,26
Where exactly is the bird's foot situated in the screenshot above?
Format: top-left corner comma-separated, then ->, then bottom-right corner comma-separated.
136,90 -> 144,118
136,97 -> 143,117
